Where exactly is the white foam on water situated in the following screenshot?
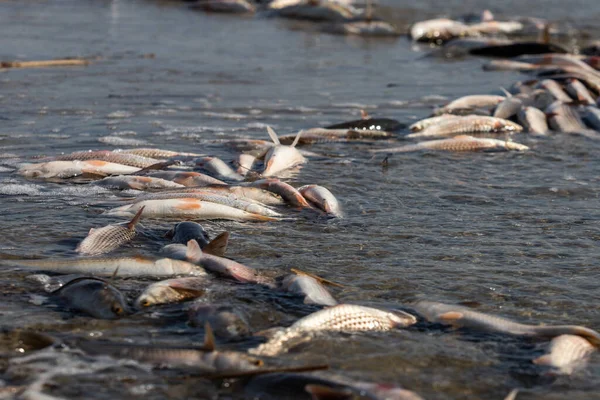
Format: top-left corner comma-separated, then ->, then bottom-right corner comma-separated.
98,136 -> 147,146
107,111 -> 134,119
0,183 -> 43,196
0,166 -> 14,172
202,111 -> 247,119
142,109 -> 178,116
110,130 -> 138,137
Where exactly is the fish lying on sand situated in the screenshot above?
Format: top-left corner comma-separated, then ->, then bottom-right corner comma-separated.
533,334 -> 596,375
52,277 -> 128,319
135,277 -> 208,308
104,198 -> 279,222
76,207 -> 145,256
18,160 -> 140,179
413,301 -> 600,345
406,116 -> 522,139
370,135 -> 529,153
262,127 -> 306,177
297,185 -> 342,217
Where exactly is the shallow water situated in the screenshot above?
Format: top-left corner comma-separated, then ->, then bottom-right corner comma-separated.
1,0 -> 600,399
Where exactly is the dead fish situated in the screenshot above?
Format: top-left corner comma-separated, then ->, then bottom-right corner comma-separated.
202,185 -> 285,206
494,90 -> 553,120
149,171 -> 227,187
104,198 -> 278,222
163,231 -> 228,259
297,185 -> 342,217
18,160 -> 140,179
190,0 -> 256,13
76,207 -> 145,256
95,175 -> 185,190
247,178 -> 311,208
410,18 -> 470,43
165,221 -> 211,248
196,156 -> 245,182
371,135 -> 529,153
188,304 -> 251,339
245,373 -> 424,400
517,106 -> 549,135
52,277 -> 128,319
281,274 -> 338,306
325,115 -> 402,131
582,106 -> 600,130
235,153 -> 258,176
5,256 -> 205,277
482,60 -> 545,72
565,79 -> 596,105
178,240 -> 274,286
49,150 -> 160,168
413,301 -> 600,345
120,148 -> 202,158
409,115 -> 460,132
533,334 -> 596,375
251,304 -> 416,356
406,116 -> 522,139
280,128 -> 395,143
545,101 -> 588,133
466,20 -> 523,35
136,277 -> 208,308
324,19 -> 399,37
268,0 -> 358,22
436,95 -> 506,116
263,127 -> 306,177
537,79 -> 573,102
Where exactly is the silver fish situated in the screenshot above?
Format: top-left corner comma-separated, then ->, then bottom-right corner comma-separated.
202,185 -> 285,206
76,207 -> 145,256
120,148 -> 202,158
197,156 -> 245,182
410,18 -> 470,42
262,127 -> 306,177
517,106 -> 549,135
95,175 -> 185,190
6,256 -> 205,277
191,0 -> 256,13
278,128 -> 393,144
149,171 -> 227,187
268,0 -> 358,22
413,301 -> 600,345
235,153 -> 258,176
533,334 -> 596,375
247,179 -> 311,208
371,135 -> 529,153
565,79 -> 596,105
18,160 -> 140,179
297,185 -> 342,217
281,274 -> 338,306
582,106 -> 600,130
52,277 -> 128,319
49,150 -> 160,168
546,101 -> 588,133
135,277 -> 207,308
326,20 -> 399,36
537,79 -> 573,102
409,115 -> 460,132
188,304 -> 251,339
436,95 -> 505,115
406,116 -> 522,139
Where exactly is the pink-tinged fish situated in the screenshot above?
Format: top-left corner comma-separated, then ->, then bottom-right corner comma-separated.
135,277 -> 208,308
104,198 -> 278,222
371,135 -> 529,153
18,160 -> 140,179
52,277 -> 128,319
533,334 -> 596,375
406,116 -> 522,139
235,153 -> 258,176
262,127 -> 306,177
196,156 -> 245,182
251,304 -> 417,356
95,175 -> 185,190
413,301 -> 600,345
297,185 -> 342,217
76,207 -> 145,256
149,171 -> 227,187
281,274 -> 338,306
4,256 -> 205,277
247,178 -> 311,208
47,150 -> 160,168
120,148 -> 202,158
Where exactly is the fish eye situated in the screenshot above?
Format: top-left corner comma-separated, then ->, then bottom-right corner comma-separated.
111,305 -> 124,315
141,300 -> 150,307
252,359 -> 264,367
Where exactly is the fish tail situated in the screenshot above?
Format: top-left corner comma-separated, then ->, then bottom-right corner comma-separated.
126,206 -> 145,230
248,214 -> 279,222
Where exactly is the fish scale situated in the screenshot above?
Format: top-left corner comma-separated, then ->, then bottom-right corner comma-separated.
52,150 -> 160,168
371,136 -> 529,153
120,148 -> 202,158
406,116 -> 522,139
534,334 -> 596,374
76,225 -> 136,256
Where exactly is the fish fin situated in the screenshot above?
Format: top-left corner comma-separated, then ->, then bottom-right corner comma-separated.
169,286 -> 205,299
134,160 -> 179,175
186,239 -> 203,262
499,87 -> 512,97
504,389 -> 519,400
249,214 -> 279,222
126,206 -> 145,230
164,227 -> 175,239
532,354 -> 552,365
80,170 -> 109,178
203,322 -> 216,351
290,268 -> 344,288
438,311 -> 464,321
266,126 -> 281,145
360,109 -> 370,119
109,266 -> 120,284
88,228 -> 96,235
203,232 -> 229,257
305,384 -> 354,400
290,130 -> 303,148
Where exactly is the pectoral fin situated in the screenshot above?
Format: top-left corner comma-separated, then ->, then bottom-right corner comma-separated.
438,311 -> 464,322
203,232 -> 229,257
185,240 -> 203,262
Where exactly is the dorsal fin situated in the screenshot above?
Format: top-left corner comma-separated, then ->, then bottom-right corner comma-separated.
266,126 -> 281,145
203,322 -> 216,351
203,232 -> 229,257
126,206 -> 145,230
108,266 -> 120,286
186,239 -> 203,262
499,87 -> 512,97
291,130 -> 304,148
360,109 -> 370,119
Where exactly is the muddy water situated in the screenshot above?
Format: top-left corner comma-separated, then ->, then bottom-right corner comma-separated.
1,0 -> 600,399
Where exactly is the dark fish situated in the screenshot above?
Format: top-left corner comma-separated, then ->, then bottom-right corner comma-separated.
52,277 -> 128,319
188,304 -> 251,339
165,221 -> 211,248
469,42 -> 567,58
325,118 -> 403,132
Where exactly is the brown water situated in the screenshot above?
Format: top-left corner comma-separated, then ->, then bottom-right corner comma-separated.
1,0 -> 600,399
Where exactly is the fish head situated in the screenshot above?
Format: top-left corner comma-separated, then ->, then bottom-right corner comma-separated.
90,281 -> 129,319
135,288 -> 169,309
189,305 -> 251,339
167,221 -> 210,247
388,309 -> 418,327
262,146 -> 306,177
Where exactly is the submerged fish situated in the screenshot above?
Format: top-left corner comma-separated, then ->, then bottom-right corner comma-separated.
136,277 -> 208,308
76,207 -> 145,256
262,127 -> 306,177
406,116 -> 522,139
197,156 -> 245,182
52,277 -> 128,319
297,185 -> 342,217
95,175 -> 185,190
281,274 -> 338,306
120,148 -> 202,159
413,301 -> 600,345
517,106 -> 549,135
533,334 -> 596,375
104,198 -> 278,222
370,135 -> 529,153
5,256 -> 205,277
49,150 -> 160,168
18,160 -> 140,179
188,304 -> 251,339
247,179 -> 311,208
149,171 -> 227,187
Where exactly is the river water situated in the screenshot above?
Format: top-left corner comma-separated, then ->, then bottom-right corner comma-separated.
1,1 -> 600,399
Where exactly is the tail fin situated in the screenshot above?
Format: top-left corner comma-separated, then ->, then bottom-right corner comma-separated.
203,232 -> 229,257
126,206 -> 145,230
291,130 -> 304,148
266,126 -> 281,145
